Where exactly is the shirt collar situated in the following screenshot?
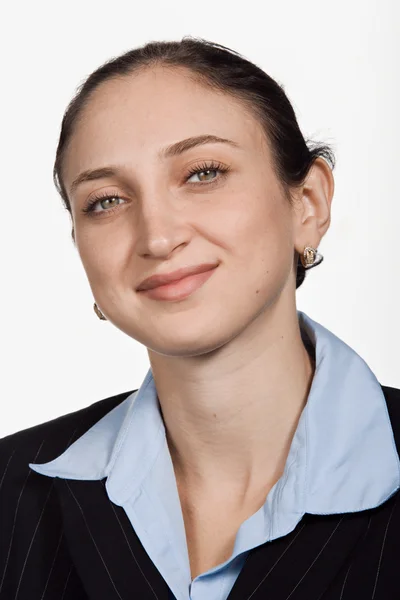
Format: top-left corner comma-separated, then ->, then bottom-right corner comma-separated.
29,310 -> 400,518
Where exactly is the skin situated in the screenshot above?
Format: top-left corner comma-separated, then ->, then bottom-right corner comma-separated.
62,65 -> 334,571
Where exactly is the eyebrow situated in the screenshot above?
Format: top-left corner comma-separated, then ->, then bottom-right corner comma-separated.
69,134 -> 240,193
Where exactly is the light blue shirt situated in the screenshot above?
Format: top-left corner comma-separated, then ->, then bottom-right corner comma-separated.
29,311 -> 400,600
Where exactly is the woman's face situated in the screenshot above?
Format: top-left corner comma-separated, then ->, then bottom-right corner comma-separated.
63,67 -> 307,356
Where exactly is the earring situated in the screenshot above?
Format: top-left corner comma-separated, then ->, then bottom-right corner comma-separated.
300,246 -> 324,269
93,302 -> 107,320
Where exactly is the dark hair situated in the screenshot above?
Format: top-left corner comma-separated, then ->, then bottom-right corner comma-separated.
53,36 -> 335,289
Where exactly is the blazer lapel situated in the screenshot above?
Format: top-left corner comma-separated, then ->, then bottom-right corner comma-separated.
227,510 -> 371,600
54,477 -> 170,600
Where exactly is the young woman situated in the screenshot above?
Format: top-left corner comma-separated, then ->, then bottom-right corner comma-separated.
1,37 -> 399,600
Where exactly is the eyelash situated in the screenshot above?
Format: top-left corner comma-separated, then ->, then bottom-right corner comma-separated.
81,160 -> 231,216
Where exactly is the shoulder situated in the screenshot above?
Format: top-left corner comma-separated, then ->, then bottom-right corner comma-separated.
0,392 -> 136,593
0,389 -> 136,487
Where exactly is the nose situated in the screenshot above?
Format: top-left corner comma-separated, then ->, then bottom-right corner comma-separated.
135,197 -> 190,259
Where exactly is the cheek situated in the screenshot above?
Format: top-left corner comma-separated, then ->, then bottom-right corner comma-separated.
76,228 -> 129,288
218,191 -> 293,270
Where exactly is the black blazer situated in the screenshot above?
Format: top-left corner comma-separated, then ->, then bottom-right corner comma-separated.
1,385 -> 400,600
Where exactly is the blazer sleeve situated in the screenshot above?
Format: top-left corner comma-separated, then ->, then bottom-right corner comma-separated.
0,391 -> 131,599
0,425 -> 88,599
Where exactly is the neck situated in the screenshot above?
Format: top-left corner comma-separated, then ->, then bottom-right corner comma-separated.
148,297 -> 315,502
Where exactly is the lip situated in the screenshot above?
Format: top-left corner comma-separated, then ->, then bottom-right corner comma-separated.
136,263 -> 219,291
137,265 -> 218,301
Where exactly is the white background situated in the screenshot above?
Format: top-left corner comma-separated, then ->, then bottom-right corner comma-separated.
1,0 -> 398,437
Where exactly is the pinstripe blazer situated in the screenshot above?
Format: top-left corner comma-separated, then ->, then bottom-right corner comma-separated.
1,384 -> 400,600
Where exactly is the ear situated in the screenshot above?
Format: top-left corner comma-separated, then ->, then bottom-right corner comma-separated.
292,157 -> 335,253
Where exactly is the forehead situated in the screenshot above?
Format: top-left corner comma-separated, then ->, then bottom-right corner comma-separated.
63,67 -> 270,184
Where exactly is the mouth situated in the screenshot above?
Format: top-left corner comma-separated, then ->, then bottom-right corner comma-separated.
137,265 -> 218,301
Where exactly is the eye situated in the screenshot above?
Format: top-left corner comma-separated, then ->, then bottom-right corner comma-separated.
185,160 -> 231,185
81,192 -> 126,216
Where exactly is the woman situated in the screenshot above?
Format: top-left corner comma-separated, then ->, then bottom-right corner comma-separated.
1,36 -> 399,600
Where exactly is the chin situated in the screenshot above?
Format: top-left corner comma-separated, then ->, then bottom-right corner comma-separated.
115,294 -> 262,357
142,324 -> 233,358
149,336 -> 228,359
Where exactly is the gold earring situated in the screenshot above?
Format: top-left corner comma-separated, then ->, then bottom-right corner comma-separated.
93,302 -> 107,320
300,246 -> 324,269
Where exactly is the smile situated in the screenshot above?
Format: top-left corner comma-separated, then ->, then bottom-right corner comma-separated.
137,266 -> 217,301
